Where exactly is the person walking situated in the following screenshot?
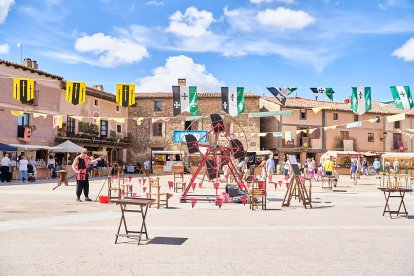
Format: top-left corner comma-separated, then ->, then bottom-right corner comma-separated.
362,158 -> 369,176
1,153 -> 11,182
373,158 -> 381,178
18,155 -> 29,183
72,149 -> 101,202
350,159 -> 359,185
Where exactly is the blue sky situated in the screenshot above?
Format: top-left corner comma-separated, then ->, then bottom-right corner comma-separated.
0,0 -> 414,101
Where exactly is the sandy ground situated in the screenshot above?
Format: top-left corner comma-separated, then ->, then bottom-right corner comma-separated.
0,173 -> 413,275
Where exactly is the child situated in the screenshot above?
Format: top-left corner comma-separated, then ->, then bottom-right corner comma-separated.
316,164 -> 323,181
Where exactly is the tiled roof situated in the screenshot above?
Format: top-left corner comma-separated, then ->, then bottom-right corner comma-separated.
263,96 -> 414,115
0,59 -> 64,80
135,92 -> 260,98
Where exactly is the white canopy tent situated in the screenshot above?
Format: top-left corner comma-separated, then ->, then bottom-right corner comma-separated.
51,140 -> 85,153
8,144 -> 63,151
320,150 -> 363,161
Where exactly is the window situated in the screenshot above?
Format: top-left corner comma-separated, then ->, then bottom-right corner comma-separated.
340,131 -> 349,140
300,109 -> 307,120
333,113 -> 338,120
116,124 -> 122,133
394,121 -> 400,129
100,120 -> 108,138
116,105 -> 120,112
67,116 -> 76,137
94,99 -> 99,106
376,116 -> 380,123
153,123 -> 162,137
184,121 -> 192,130
353,115 -> 358,122
368,133 -> 374,142
154,101 -> 162,111
17,113 -> 30,138
393,133 -> 401,149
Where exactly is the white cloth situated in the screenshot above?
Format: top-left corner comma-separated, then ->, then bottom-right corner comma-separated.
144,161 -> 150,170
19,159 -> 29,171
1,157 -> 10,166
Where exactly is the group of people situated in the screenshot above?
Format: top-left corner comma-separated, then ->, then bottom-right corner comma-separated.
1,153 -> 38,183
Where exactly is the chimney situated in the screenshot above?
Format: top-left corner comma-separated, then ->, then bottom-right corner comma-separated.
22,58 -> 32,68
344,97 -> 350,104
31,60 -> 38,69
178,78 -> 186,86
93,85 -> 104,91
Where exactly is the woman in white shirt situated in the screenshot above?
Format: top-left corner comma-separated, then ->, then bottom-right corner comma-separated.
47,155 -> 55,179
19,156 -> 29,182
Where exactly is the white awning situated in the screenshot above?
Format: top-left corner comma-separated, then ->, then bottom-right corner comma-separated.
8,144 -> 63,151
382,152 -> 414,159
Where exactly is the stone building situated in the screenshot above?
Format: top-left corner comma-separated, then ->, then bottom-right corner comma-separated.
260,96 -> 414,164
128,91 -> 261,163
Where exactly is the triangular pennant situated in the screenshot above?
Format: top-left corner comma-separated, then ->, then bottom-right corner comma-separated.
267,87 -> 287,105
214,182 -> 219,191
116,84 -> 136,107
66,81 -> 86,105
310,87 -> 334,101
198,183 -> 202,188
191,198 -> 197,208
10,110 -> 24,117
33,113 -> 48,119
241,195 -> 247,205
191,183 -> 196,191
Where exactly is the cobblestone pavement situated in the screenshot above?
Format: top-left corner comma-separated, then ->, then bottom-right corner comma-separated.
1,174 -> 413,275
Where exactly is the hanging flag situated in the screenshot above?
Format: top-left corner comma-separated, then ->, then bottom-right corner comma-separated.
221,87 -> 245,117
267,87 -> 286,105
33,113 -> 47,119
324,125 -> 337,130
136,117 -> 144,126
258,133 -> 267,137
386,113 -> 405,123
65,81 -> 86,105
310,87 -> 334,101
272,132 -> 283,137
13,78 -> 35,103
116,84 -> 135,107
351,87 -> 372,115
368,117 -> 379,123
172,86 -> 198,116
52,115 -> 63,129
284,131 -> 292,141
380,100 -> 395,107
276,87 -> 297,96
399,141 -> 404,152
248,110 -> 293,117
390,86 -> 413,111
346,121 -> 361,128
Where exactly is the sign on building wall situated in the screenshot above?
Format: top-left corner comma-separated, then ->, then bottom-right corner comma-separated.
173,130 -> 208,144
343,140 -> 354,151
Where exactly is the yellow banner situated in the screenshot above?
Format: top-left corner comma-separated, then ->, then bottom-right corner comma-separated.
10,110 -> 24,117
116,84 -> 135,107
33,113 -> 48,119
13,78 -> 35,102
66,81 -> 86,105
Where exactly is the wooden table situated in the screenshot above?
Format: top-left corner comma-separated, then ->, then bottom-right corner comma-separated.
378,188 -> 412,218
113,198 -> 155,245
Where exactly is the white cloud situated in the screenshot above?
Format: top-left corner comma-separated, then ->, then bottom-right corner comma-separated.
74,33 -> 149,67
250,0 -> 295,4
166,6 -> 214,38
223,6 -> 256,32
392,37 -> 414,62
257,7 -> 315,30
0,0 -> 14,24
0,43 -> 9,54
146,1 -> 164,7
137,55 -> 224,92
41,50 -> 99,66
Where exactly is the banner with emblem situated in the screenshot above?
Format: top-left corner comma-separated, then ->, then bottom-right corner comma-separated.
65,81 -> 86,105
13,78 -> 35,103
116,84 -> 136,107
221,87 -> 245,117
172,86 -> 198,116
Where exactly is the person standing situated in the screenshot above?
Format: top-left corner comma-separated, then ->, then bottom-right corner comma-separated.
18,155 -> 29,183
72,149 -> 101,202
97,156 -> 106,177
324,157 -> 335,188
393,159 -> 400,173
1,153 -> 11,182
362,158 -> 369,176
47,155 -> 55,179
143,160 -> 151,176
266,154 -> 275,180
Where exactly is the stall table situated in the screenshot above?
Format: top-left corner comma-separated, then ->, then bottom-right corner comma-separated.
378,187 -> 412,218
113,198 -> 155,245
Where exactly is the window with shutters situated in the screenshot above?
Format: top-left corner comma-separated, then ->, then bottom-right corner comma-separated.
17,113 -> 30,138
368,133 -> 374,142
333,113 -> 338,120
153,123 -> 163,137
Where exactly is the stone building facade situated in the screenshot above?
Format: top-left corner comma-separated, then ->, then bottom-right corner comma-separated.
128,92 -> 261,163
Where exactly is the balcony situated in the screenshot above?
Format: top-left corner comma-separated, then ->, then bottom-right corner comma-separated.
282,137 -> 311,148
57,127 -> 130,147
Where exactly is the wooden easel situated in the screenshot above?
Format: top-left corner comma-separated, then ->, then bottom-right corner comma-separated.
282,175 -> 312,209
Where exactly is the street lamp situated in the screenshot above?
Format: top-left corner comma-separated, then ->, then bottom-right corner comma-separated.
380,131 -> 388,141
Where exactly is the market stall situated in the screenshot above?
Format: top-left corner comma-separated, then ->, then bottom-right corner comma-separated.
151,150 -> 184,175
381,152 -> 414,174
320,150 -> 363,175
8,144 -> 62,180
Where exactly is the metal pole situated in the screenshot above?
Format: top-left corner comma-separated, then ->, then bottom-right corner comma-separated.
20,44 -> 22,64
